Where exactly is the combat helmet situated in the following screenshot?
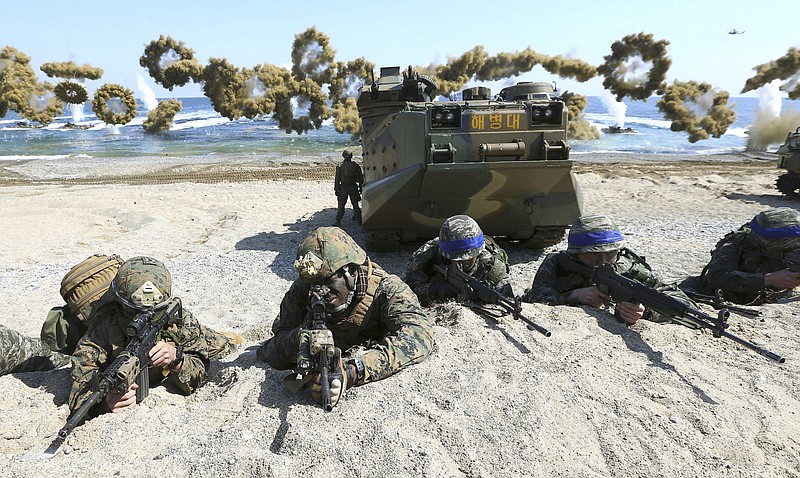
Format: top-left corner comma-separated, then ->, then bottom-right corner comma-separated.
342,149 -> 354,160
112,256 -> 172,310
294,227 -> 367,284
749,207 -> 800,251
439,215 -> 485,261
567,214 -> 625,253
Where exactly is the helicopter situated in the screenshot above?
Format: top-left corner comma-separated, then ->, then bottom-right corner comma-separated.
728,28 -> 745,35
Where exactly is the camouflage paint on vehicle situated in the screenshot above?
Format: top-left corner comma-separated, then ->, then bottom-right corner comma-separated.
357,66 -> 583,251
775,127 -> 800,197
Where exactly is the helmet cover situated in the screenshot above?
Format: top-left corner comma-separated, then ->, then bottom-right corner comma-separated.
439,215 -> 485,261
567,214 -> 625,253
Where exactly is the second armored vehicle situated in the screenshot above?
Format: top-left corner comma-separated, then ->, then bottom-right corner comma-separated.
776,127 -> 800,197
357,66 -> 583,251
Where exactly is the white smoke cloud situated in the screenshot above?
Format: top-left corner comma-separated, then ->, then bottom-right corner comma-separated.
137,75 -> 158,111
600,89 -> 628,127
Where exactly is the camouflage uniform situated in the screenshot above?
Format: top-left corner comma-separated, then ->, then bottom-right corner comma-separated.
68,302 -> 213,413
405,214 -> 513,306
257,227 -> 434,385
0,324 -> 70,376
405,236 -> 512,306
522,214 -> 695,324
334,149 -> 364,225
68,256 -> 239,414
523,249 -> 691,323
696,208 -> 800,305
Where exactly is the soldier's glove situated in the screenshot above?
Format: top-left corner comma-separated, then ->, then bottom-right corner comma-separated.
310,347 -> 348,408
427,281 -> 461,302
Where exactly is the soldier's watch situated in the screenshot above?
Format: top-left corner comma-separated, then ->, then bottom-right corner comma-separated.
169,346 -> 184,371
348,358 -> 365,382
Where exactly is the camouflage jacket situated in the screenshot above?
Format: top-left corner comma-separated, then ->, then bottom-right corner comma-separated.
404,236 -> 513,306
258,260 -> 434,385
68,301 -> 210,414
697,230 -> 793,305
522,248 -> 693,324
335,159 -> 363,190
0,324 -> 70,376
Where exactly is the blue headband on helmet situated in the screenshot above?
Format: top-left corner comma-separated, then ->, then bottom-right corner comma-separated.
568,229 -> 624,247
440,233 -> 484,255
749,218 -> 800,239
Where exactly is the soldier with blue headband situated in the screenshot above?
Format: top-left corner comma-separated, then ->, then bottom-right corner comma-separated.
695,207 -> 800,305
523,214 -> 694,326
405,215 -> 513,306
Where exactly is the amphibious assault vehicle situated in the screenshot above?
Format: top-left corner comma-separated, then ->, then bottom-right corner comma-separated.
775,127 -> 800,197
356,66 -> 583,251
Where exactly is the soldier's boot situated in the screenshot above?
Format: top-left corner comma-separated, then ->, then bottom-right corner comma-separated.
222,331 -> 245,345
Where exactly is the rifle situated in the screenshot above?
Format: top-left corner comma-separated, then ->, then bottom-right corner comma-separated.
292,285 -> 335,411
684,289 -> 762,318
556,254 -> 784,363
55,299 -> 183,442
432,263 -> 551,337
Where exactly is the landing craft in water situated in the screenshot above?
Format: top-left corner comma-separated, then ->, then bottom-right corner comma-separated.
356,66 -> 583,251
601,125 -> 636,134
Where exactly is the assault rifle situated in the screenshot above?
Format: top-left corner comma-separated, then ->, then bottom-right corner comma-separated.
51,299 -> 183,447
556,254 -> 784,363
290,285 -> 335,411
432,263 -> 551,337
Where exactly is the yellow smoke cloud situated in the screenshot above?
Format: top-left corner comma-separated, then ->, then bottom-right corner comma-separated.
597,32 -> 671,101
40,61 -> 103,80
656,80 -> 736,143
143,98 -> 182,133
742,48 -> 800,99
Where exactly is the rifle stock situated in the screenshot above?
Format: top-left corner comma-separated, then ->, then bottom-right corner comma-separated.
556,254 -> 784,363
432,263 -> 551,337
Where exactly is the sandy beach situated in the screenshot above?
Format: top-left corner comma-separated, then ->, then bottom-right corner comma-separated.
1,152 -> 798,477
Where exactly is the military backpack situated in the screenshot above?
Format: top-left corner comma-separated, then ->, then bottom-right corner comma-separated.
41,254 -> 123,354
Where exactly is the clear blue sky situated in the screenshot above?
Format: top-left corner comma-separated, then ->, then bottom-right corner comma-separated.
3,0 -> 797,99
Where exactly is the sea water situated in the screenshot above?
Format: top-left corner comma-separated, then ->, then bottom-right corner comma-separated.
0,96 -> 797,162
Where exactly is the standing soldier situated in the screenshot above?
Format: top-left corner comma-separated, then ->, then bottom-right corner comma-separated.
334,149 -> 364,227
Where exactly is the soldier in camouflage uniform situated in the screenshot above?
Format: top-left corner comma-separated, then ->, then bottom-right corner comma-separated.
522,214 -> 696,326
69,257 -> 239,416
0,324 -> 70,376
257,227 -> 434,408
694,207 -> 800,305
334,149 -> 364,227
405,215 -> 513,306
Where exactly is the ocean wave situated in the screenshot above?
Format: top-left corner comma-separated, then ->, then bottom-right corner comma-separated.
0,154 -> 71,161
171,117 -> 233,130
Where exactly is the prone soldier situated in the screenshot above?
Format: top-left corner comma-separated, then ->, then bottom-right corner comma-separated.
257,227 -> 434,409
